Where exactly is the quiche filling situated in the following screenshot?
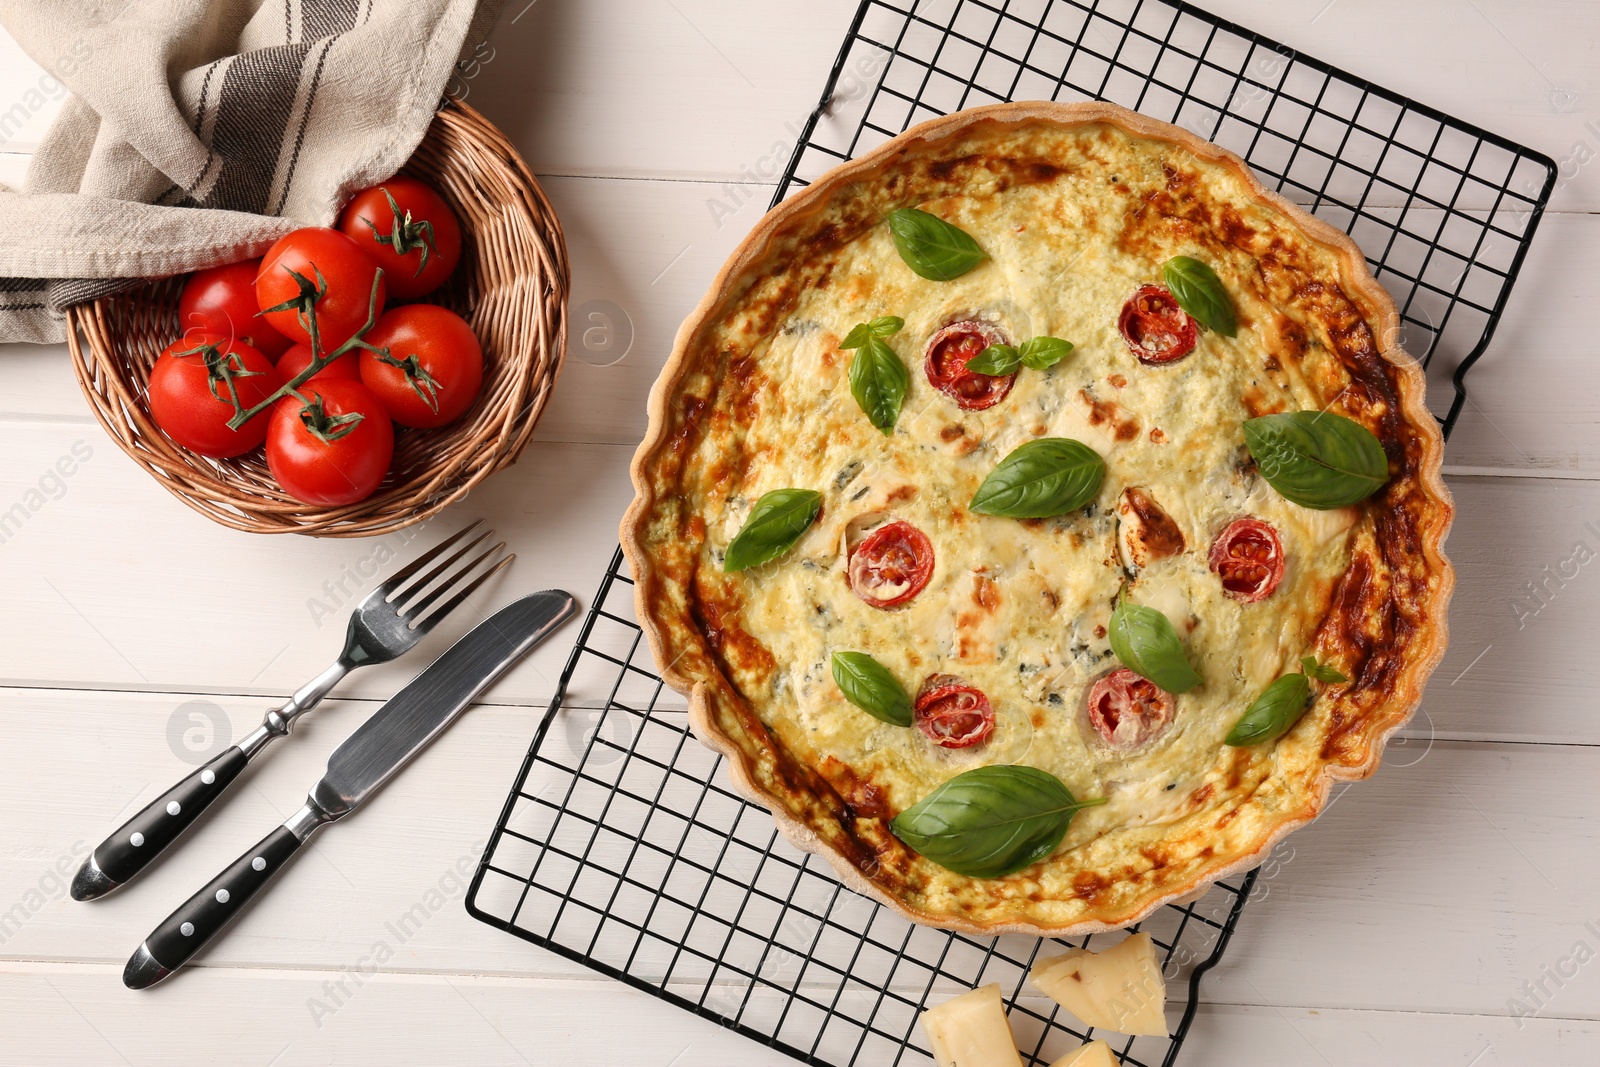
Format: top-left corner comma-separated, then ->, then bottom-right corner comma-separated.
627,103 -> 1452,931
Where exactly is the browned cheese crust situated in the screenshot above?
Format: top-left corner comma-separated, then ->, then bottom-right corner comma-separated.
621,102 -> 1453,934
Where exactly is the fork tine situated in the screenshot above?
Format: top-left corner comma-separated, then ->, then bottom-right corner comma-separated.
375,519 -> 484,600
400,537 -> 505,620
391,529 -> 493,610
401,539 -> 507,620
410,551 -> 515,633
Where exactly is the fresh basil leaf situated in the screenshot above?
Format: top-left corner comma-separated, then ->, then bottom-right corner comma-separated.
1019,336 -> 1073,370
842,316 -> 905,348
831,651 -> 913,727
890,766 -> 1106,879
840,323 -> 875,349
723,489 -> 822,572
970,438 -> 1105,519
1225,672 -> 1311,746
1163,255 -> 1237,337
887,208 -> 987,281
1243,411 -> 1389,509
846,335 -> 909,434
1300,656 -> 1349,684
968,336 -> 1075,375
965,343 -> 1020,376
1108,598 -> 1202,694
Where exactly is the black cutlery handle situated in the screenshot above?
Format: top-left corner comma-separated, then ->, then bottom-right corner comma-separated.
128,823 -> 305,987
73,747 -> 249,900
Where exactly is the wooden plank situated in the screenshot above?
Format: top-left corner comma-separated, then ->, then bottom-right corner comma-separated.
1441,211 -> 1600,471
465,0 -> 1600,214
4,679 -> 1598,1019
0,426 -> 637,703
2,959 -> 1594,1067
0,175 -> 1589,477
1203,739 -> 1600,1020
465,0 -> 858,183
0,691 -> 596,981
0,6 -> 1592,1062
1182,0 -> 1600,216
0,417 -> 1588,745
5,0 -> 1600,211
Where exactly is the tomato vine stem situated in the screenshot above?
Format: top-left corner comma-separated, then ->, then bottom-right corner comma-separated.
225,270 -> 389,431
176,338 -> 268,420
376,350 -> 443,412
362,187 -> 438,278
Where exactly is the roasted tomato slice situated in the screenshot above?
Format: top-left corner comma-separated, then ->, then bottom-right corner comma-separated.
915,674 -> 995,748
847,519 -> 934,608
924,319 -> 1015,410
1209,517 -> 1286,602
1118,285 -> 1197,365
1085,667 -> 1175,748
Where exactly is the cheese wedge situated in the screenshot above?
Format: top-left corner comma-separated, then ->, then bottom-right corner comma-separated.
1048,1040 -> 1119,1067
920,984 -> 1024,1067
1029,932 -> 1168,1036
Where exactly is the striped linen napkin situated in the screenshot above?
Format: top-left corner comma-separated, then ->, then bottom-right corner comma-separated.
0,0 -> 502,344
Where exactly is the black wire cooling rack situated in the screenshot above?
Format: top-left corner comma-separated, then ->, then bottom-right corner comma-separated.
469,547 -> 1256,1066
467,2 -> 1556,1064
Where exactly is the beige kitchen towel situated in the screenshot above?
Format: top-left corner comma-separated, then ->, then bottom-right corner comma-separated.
0,0 -> 503,344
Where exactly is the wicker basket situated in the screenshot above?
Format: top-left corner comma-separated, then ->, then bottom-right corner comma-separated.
65,98 -> 569,537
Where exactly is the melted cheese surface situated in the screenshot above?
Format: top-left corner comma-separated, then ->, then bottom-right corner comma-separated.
722,172 -> 1354,844
629,112 -> 1445,930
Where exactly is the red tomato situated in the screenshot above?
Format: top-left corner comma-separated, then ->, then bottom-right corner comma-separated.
265,380 -> 394,506
147,333 -> 281,458
256,228 -> 385,351
1209,518 -> 1286,602
276,343 -> 360,385
338,176 -> 463,300
1119,285 -> 1197,365
359,304 -> 484,428
1085,668 -> 1175,748
923,319 -> 1014,410
847,519 -> 934,608
914,675 -> 994,748
178,259 -> 292,359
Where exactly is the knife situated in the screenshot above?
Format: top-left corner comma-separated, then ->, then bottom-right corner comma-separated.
122,589 -> 576,990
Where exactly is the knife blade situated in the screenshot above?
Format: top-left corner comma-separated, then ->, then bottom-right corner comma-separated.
123,589 -> 576,989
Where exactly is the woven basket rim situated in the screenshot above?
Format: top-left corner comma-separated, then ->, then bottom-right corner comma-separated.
66,96 -> 569,538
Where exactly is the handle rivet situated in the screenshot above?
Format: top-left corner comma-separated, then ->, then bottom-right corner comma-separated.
201,770 -> 216,785
167,801 -> 182,817
252,857 -> 266,872
130,832 -> 145,847
215,889 -> 231,904
180,922 -> 194,937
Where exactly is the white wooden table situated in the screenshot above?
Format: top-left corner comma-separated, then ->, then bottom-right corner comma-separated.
2,2 -> 1598,1063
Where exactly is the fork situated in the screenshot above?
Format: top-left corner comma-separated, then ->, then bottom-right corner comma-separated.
70,521 -> 513,901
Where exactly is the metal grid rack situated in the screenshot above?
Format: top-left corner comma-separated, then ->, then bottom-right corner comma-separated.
786,0 -> 1555,435
469,548 -> 1255,1066
467,1 -> 1556,1064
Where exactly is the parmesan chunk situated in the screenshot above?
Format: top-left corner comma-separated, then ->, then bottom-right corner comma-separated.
920,984 -> 1024,1067
1029,932 -> 1169,1037
1048,1039 -> 1119,1067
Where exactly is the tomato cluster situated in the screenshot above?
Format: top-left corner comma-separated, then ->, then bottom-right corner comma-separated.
150,176 -> 482,506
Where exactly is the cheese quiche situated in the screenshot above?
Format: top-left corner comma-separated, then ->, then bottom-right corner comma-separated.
621,101 -> 1453,934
